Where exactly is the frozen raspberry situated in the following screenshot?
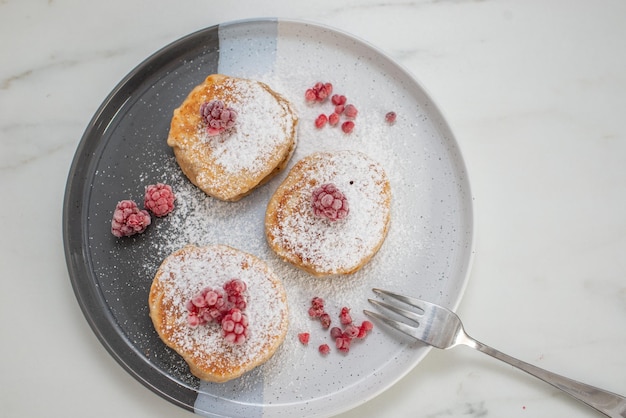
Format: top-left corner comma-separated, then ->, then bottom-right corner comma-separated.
344,104 -> 358,118
223,279 -> 247,310
222,308 -> 249,345
328,112 -> 340,126
311,183 -> 349,221
199,99 -> 237,136
331,94 -> 347,106
315,113 -> 328,129
298,332 -> 310,345
339,307 -> 353,325
344,324 -> 360,338
318,344 -> 331,355
385,111 -> 397,124
144,183 -> 175,217
111,200 -> 151,237
186,287 -> 227,326
341,120 -> 355,134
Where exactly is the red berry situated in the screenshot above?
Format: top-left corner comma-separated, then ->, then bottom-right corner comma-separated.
311,297 -> 325,309
344,324 -> 360,338
111,200 -> 151,237
320,313 -> 332,329
341,121 -> 355,134
344,104 -> 358,118
305,88 -> 317,102
335,335 -> 351,353
199,100 -> 237,136
311,183 -> 349,221
339,307 -> 352,325
221,308 -> 249,345
319,344 -> 331,355
223,279 -> 247,310
144,183 -> 175,217
330,326 -> 343,339
315,113 -> 328,129
186,287 -> 228,326
331,94 -> 347,106
334,104 -> 345,115
385,111 -> 397,124
298,332 -> 310,345
328,112 -> 340,126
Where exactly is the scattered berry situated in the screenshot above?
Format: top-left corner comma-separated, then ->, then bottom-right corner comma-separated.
298,332 -> 310,345
330,326 -> 343,340
334,104 -> 345,115
305,82 -> 333,102
335,335 -> 352,353
199,99 -> 237,136
328,112 -> 340,126
357,320 -> 374,339
111,200 -> 151,237
344,324 -> 360,338
311,183 -> 349,221
385,111 -> 397,124
339,307 -> 353,325
318,344 -> 331,355
221,308 -> 249,345
315,113 -> 328,129
320,313 -> 332,329
341,120 -> 355,134
144,183 -> 175,217
344,104 -> 358,118
331,94 -> 347,106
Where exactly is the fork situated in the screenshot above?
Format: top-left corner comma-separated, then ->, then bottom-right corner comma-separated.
364,288 -> 626,418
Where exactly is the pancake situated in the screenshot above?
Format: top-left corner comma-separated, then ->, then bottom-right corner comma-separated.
148,244 -> 289,382
167,74 -> 298,201
265,150 -> 391,277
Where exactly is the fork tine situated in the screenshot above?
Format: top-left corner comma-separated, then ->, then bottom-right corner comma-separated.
367,298 -> 422,323
372,288 -> 426,312
363,309 -> 421,339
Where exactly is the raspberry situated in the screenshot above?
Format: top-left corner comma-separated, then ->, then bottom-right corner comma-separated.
318,344 -> 331,355
341,120 -> 355,134
344,104 -> 358,118
315,113 -> 328,129
111,200 -> 151,237
304,88 -> 317,102
298,332 -> 310,345
199,99 -> 237,136
328,112 -> 340,126
144,183 -> 175,217
385,111 -> 397,124
311,297 -> 325,309
334,104 -> 345,115
344,324 -> 360,338
223,279 -> 247,311
222,308 -> 249,345
311,183 -> 349,221
339,307 -> 352,325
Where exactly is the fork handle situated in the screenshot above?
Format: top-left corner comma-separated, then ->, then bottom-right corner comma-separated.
466,338 -> 626,417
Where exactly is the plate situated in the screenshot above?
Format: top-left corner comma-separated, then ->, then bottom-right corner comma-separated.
63,18 -> 474,417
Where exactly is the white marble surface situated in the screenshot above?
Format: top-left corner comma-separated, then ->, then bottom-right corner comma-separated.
1,0 -> 625,417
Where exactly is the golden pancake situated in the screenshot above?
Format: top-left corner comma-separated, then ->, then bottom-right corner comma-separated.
167,74 -> 298,201
265,151 -> 391,277
149,244 -> 289,382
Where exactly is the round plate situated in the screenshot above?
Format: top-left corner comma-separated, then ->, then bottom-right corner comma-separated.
63,18 -> 473,418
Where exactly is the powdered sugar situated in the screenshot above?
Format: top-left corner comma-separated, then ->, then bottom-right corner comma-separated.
152,245 -> 287,377
195,78 -> 295,176
267,151 -> 391,275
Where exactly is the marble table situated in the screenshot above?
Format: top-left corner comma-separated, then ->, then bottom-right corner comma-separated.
1,1 -> 625,417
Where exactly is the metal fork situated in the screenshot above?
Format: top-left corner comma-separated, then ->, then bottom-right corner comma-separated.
365,288 -> 626,418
